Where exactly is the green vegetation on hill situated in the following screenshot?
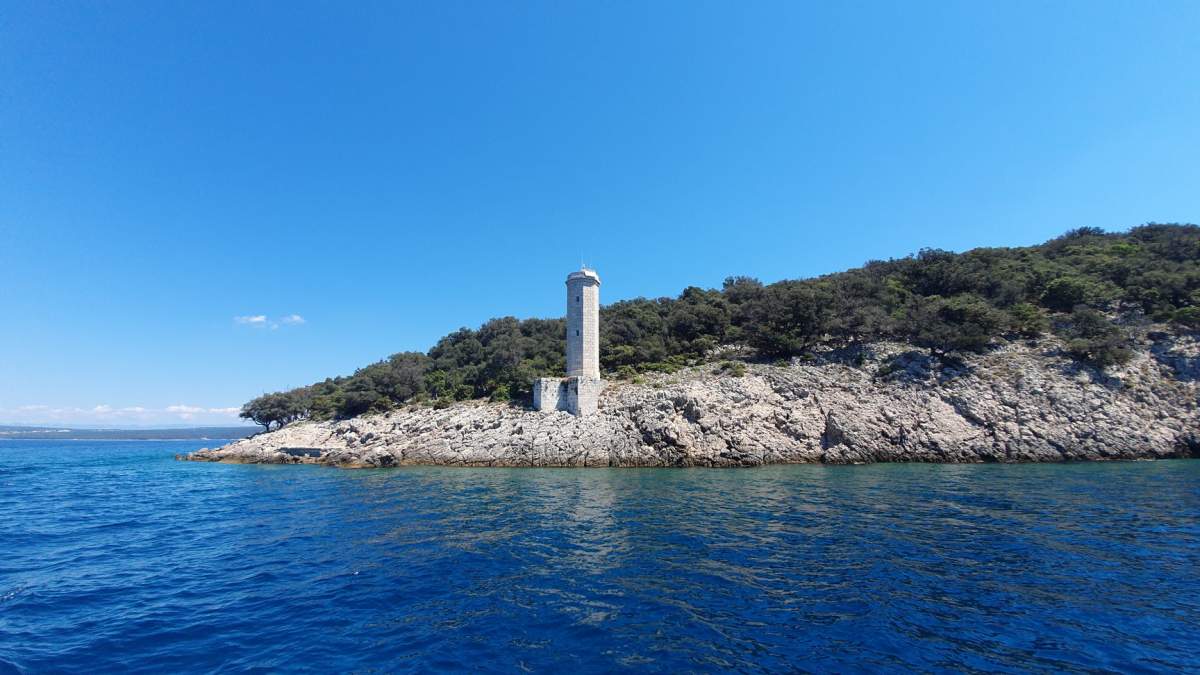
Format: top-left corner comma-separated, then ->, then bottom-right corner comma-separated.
241,224 -> 1200,430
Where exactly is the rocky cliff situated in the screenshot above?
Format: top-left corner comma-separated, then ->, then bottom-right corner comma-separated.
182,333 -> 1200,468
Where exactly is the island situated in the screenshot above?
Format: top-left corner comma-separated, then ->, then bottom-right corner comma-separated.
182,224 -> 1200,467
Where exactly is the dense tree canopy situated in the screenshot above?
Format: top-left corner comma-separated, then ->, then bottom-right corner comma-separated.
242,224 -> 1200,427
239,391 -> 308,431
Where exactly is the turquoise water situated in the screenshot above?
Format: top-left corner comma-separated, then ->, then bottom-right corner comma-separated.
1,441 -> 1198,673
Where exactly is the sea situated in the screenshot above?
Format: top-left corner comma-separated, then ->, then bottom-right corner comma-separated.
1,440 -> 1198,673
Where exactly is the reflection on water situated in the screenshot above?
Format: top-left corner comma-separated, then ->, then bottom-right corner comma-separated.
1,442 -> 1198,672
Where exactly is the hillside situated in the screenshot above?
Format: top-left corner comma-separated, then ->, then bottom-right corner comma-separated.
185,333 -> 1200,467
238,224 -> 1200,431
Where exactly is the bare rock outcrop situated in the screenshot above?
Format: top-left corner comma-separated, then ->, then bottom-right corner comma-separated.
181,336 -> 1200,468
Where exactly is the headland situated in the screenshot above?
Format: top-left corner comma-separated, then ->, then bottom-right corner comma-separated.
181,332 -> 1199,468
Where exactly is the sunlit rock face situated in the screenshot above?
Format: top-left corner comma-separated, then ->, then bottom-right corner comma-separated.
183,333 -> 1200,468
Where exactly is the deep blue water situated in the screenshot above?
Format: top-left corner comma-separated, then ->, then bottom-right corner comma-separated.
1,441 -> 1198,673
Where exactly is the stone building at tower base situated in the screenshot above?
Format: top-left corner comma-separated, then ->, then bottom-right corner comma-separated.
533,376 -> 603,416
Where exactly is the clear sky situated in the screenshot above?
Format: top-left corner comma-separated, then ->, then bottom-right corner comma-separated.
2,1 -> 1198,426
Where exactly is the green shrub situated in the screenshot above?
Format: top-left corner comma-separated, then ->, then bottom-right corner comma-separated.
874,360 -> 902,379
716,361 -> 746,377
1060,306 -> 1132,368
1173,306 -> 1200,329
904,294 -> 1006,355
614,365 -> 638,380
1008,302 -> 1048,337
642,361 -> 684,374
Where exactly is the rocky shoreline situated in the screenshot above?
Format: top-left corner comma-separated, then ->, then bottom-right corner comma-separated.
181,334 -> 1200,468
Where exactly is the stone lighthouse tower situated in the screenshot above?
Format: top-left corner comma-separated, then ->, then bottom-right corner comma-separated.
534,267 -> 603,416
566,268 -> 601,379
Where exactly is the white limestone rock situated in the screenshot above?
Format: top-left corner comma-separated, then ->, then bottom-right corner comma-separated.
183,336 -> 1200,468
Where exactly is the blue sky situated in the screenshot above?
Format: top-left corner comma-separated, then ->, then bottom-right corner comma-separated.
2,1 -> 1198,426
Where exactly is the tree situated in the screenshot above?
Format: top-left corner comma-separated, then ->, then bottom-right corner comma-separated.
1041,277 -> 1093,312
722,276 -> 764,306
1008,302 -> 1048,337
422,370 -> 455,401
827,271 -> 892,344
742,281 -> 833,357
1063,226 -> 1106,238
240,392 -> 306,431
1173,306 -> 1200,329
904,294 -> 1006,356
338,380 -> 382,418
600,299 -> 669,366
1061,306 -> 1132,369
667,287 -> 730,354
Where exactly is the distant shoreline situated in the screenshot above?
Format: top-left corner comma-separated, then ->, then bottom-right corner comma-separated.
0,426 -> 257,442
0,437 -> 250,443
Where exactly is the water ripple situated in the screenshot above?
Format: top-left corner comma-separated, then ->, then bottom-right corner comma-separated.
0,442 -> 1198,672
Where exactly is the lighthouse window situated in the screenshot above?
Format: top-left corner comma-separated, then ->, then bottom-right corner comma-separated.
576,296 -> 580,303
575,330 -> 580,336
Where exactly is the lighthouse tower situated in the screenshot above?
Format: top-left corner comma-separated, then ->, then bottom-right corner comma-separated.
534,267 -> 604,416
566,268 -> 601,379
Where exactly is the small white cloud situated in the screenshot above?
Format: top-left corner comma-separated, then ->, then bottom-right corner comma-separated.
235,314 -> 304,329
93,404 -> 113,414
168,401 -> 205,417
207,407 -> 240,415
167,405 -> 205,414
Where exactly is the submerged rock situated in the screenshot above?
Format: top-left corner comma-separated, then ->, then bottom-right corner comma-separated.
182,338 -> 1200,468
